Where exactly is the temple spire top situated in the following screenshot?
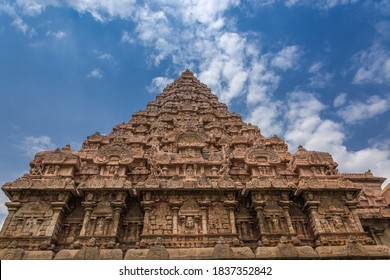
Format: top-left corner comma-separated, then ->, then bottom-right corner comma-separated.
181,69 -> 195,77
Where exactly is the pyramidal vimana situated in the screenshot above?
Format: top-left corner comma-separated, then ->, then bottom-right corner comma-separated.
1,70 -> 390,259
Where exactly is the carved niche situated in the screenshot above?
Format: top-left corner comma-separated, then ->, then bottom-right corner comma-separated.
235,201 -> 256,240
58,199 -> 84,245
263,201 -> 288,234
120,200 -> 143,243
86,199 -> 114,236
289,203 -> 312,240
178,199 -> 201,234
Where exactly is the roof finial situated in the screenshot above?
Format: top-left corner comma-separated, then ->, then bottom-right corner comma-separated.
182,69 -> 194,77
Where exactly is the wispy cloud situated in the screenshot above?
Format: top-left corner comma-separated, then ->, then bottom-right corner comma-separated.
333,92 -> 347,107
121,31 -> 135,44
308,61 -> 323,73
271,45 -> 302,71
64,0 -> 136,22
147,77 -> 173,94
337,95 -> 390,124
98,52 -> 114,61
19,136 -> 56,157
46,30 -> 66,39
307,61 -> 333,88
352,22 -> 390,85
12,17 -> 36,36
353,42 -> 390,85
284,0 -> 359,10
87,68 -> 103,79
308,72 -> 333,88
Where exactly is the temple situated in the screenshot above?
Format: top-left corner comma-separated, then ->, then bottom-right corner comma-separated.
1,70 -> 390,259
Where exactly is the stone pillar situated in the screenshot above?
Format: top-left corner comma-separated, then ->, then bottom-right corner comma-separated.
279,201 -> 295,234
136,223 -> 142,240
45,201 -> 69,237
254,203 -> 266,236
0,202 -> 21,236
306,202 -> 322,236
110,202 -> 125,236
141,202 -> 154,235
142,208 -> 150,235
228,207 -> 237,234
80,202 -> 96,236
171,206 -> 179,234
224,201 -> 237,234
346,200 -> 364,232
201,206 -> 208,234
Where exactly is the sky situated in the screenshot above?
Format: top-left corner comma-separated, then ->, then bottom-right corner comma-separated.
1,0 -> 390,227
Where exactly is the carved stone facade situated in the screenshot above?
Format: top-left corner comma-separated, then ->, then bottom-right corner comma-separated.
1,70 -> 390,259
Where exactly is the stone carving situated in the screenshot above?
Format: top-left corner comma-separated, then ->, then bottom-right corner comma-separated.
1,69 -> 389,259
179,199 -> 201,234
94,138 -> 133,165
146,237 -> 169,259
246,146 -> 281,164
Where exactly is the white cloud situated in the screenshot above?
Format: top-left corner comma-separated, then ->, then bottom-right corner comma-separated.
0,1 -> 17,16
46,30 -> 66,39
308,61 -> 323,73
337,95 -> 390,124
352,19 -> 390,85
12,17 -> 36,36
121,31 -> 135,44
247,0 -> 358,10
246,60 -> 280,105
284,0 -> 359,9
283,91 -> 390,187
374,0 -> 390,14
3,0 -> 292,108
333,92 -> 347,107
96,52 -> 117,66
307,61 -> 333,88
246,102 -> 283,136
308,72 -> 333,88
284,91 -> 345,152
66,0 -> 136,22
271,45 -> 301,71
14,0 -> 59,16
245,58 -> 283,136
19,136 -> 56,157
98,52 -> 113,61
147,76 -> 173,93
87,68 -> 103,79
353,42 -> 390,85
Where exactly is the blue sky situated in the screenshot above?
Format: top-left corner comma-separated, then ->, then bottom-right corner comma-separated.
1,0 -> 390,226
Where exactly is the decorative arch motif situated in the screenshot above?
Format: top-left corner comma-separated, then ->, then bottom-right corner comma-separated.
245,145 -> 281,164
94,138 -> 133,164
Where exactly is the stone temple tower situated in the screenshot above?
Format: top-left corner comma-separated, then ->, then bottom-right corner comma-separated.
1,69 -> 390,259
